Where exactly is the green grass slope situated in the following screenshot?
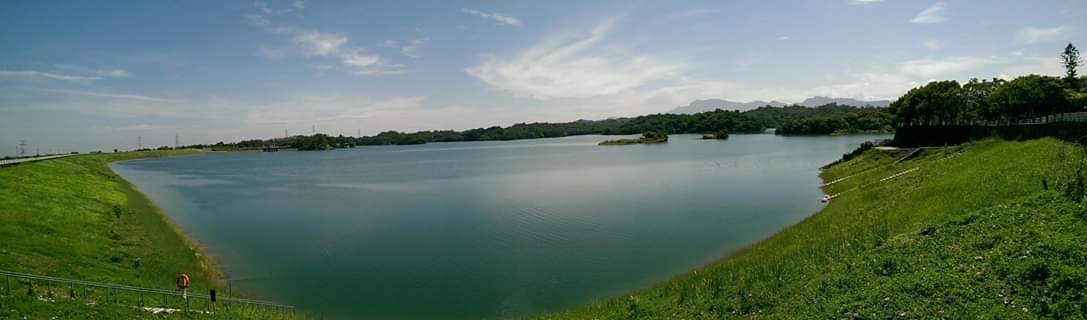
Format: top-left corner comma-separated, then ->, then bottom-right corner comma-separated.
542,138 -> 1087,319
0,150 -> 302,318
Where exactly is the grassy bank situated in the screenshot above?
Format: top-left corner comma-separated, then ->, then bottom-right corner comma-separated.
543,138 -> 1087,318
0,150 -> 301,318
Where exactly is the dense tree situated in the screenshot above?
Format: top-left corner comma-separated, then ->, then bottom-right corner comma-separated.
889,80 -> 965,124
989,75 -> 1071,119
1063,43 -> 1081,89
961,78 -> 1005,120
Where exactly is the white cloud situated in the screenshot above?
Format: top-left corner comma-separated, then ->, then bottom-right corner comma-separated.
465,19 -> 683,99
0,70 -> 101,81
777,36 -> 790,41
850,0 -> 883,5
462,8 -> 522,26
244,7 -> 405,77
39,89 -> 174,103
922,40 -> 944,50
910,2 -> 947,24
96,69 -> 130,78
280,28 -> 348,57
1018,25 -> 1070,43
896,56 -> 1004,78
382,38 -> 428,58
340,51 -> 405,76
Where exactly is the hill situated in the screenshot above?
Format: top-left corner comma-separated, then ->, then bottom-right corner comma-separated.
670,96 -> 891,114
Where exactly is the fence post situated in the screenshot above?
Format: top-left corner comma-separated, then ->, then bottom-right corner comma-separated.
69,283 -> 74,299
138,290 -> 143,307
163,292 -> 168,308
27,279 -> 33,297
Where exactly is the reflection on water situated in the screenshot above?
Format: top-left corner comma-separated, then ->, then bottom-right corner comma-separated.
112,134 -> 888,319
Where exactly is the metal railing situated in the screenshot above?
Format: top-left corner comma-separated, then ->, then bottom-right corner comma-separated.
0,270 -> 296,315
0,154 -> 73,167
899,111 -> 1087,127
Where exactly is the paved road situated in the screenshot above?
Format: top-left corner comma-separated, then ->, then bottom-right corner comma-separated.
0,154 -> 73,167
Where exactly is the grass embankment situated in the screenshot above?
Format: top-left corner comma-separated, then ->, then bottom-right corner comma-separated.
0,150 -> 300,319
543,138 -> 1087,318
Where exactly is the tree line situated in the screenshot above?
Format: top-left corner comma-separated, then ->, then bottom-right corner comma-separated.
890,43 -> 1086,125
178,103 -> 892,150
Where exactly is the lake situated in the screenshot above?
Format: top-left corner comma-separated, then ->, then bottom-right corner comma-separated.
111,133 -> 889,319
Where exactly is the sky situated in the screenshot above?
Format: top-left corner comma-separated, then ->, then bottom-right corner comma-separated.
1,0 -> 1084,154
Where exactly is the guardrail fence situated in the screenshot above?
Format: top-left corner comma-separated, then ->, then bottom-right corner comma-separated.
0,270 -> 297,317
899,111 -> 1087,127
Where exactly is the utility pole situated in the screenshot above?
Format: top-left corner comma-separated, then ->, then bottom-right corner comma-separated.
175,134 -> 179,149
357,128 -> 361,137
284,129 -> 288,139
312,125 -> 316,135
138,136 -> 142,150
17,140 -> 27,156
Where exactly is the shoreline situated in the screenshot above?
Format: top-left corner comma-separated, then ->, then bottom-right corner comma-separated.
109,158 -> 227,290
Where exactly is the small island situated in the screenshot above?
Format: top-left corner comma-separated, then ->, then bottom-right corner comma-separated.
701,129 -> 729,140
599,131 -> 669,145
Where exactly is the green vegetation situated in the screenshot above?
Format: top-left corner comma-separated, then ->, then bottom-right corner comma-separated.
182,104 -> 890,150
753,104 -> 893,135
0,150 -> 300,319
599,132 -> 669,145
542,138 -> 1087,318
891,43 -> 1085,124
702,129 -> 729,140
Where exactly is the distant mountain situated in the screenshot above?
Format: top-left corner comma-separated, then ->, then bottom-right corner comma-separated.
670,96 -> 891,114
798,96 -> 891,108
670,99 -> 787,114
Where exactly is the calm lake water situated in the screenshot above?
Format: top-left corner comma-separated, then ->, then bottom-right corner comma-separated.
112,134 -> 888,319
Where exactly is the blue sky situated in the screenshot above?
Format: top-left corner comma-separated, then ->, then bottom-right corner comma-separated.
1,0 -> 1084,154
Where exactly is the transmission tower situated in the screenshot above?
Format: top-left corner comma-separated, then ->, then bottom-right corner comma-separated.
17,140 -> 27,156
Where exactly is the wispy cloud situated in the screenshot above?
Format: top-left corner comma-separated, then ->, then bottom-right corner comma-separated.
466,19 -> 683,99
896,56 -> 1004,78
95,69 -> 130,78
382,38 -> 428,58
462,8 -> 522,27
0,70 -> 101,81
340,51 -> 405,75
41,89 -> 176,103
910,2 -> 947,24
244,3 -> 403,77
849,0 -> 883,5
922,40 -> 944,50
277,28 -> 348,57
1018,25 -> 1070,43
777,36 -> 791,41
